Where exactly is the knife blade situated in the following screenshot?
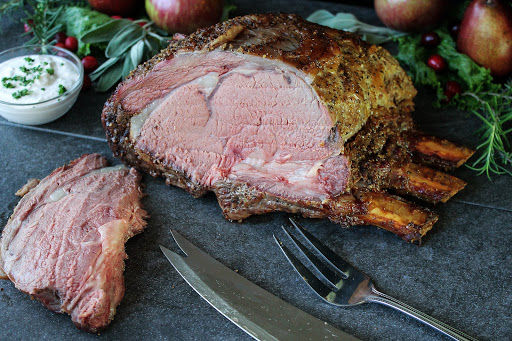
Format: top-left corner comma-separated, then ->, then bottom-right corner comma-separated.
160,230 -> 360,341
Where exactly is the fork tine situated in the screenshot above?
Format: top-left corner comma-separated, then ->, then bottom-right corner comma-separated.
281,225 -> 345,287
273,235 -> 333,299
289,218 -> 353,276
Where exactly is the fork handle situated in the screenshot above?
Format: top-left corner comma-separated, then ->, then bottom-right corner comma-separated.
367,286 -> 479,341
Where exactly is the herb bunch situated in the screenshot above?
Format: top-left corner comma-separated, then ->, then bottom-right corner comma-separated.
81,19 -> 170,92
23,0 -> 64,45
464,82 -> 512,178
0,0 -> 78,45
395,29 -> 512,179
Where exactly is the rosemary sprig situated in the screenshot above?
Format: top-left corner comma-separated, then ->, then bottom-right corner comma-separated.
23,0 -> 64,45
463,81 -> 512,179
0,0 -> 80,44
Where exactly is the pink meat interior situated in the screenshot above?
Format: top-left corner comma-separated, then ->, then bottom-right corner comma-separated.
127,51 -> 349,200
0,154 -> 146,331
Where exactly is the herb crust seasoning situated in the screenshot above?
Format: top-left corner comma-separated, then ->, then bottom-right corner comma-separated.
0,55 -> 79,104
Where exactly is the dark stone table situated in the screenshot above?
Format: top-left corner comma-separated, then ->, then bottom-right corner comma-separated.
0,1 -> 510,340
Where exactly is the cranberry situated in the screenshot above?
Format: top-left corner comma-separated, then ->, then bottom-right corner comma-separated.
427,54 -> 447,72
111,15 -> 123,19
55,31 -> 67,44
138,21 -> 148,27
444,81 -> 462,102
82,74 -> 92,92
421,32 -> 440,48
64,36 -> 78,52
81,56 -> 99,74
23,19 -> 34,33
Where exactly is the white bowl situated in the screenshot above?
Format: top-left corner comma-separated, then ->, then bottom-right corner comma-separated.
0,45 -> 84,125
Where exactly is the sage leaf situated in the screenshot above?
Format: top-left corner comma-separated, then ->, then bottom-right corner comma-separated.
96,58 -> 124,92
307,10 -> 406,45
130,40 -> 145,70
144,35 -> 162,59
82,19 -> 133,44
106,24 -> 144,58
122,55 -> 136,78
89,57 -> 120,81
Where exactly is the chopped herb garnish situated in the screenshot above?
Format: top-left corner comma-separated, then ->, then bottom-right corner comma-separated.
41,87 -> 46,91
46,68 -> 54,75
24,57 -> 35,64
7,75 -> 32,86
58,84 -> 67,95
19,66 -> 31,73
2,77 -> 16,89
12,89 -> 32,99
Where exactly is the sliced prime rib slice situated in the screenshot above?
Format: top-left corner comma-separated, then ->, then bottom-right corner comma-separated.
0,154 -> 148,332
102,13 -> 473,243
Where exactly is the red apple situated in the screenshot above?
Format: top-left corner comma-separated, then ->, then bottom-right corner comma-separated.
88,0 -> 140,16
374,0 -> 447,32
145,0 -> 224,34
457,0 -> 512,77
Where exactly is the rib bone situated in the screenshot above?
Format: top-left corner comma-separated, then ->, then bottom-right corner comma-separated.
409,134 -> 474,170
388,163 -> 467,203
329,190 -> 438,243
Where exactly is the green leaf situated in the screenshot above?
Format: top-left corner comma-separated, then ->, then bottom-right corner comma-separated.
143,35 -> 162,59
105,24 -> 144,58
89,57 -> 120,81
130,40 -> 145,70
81,19 -> 133,44
395,34 -> 440,86
56,6 -> 113,57
95,59 -> 124,92
307,10 -> 406,45
221,2 -> 237,22
57,6 -> 112,39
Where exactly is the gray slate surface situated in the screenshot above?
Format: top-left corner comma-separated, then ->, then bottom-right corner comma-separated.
0,1 -> 510,340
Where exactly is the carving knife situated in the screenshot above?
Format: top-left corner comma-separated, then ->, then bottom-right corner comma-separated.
160,230 -> 360,341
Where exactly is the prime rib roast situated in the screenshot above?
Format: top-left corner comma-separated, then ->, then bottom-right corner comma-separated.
103,13 -> 473,243
0,154 -> 148,332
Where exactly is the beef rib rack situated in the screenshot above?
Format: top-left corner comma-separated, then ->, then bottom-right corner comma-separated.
102,13 -> 473,243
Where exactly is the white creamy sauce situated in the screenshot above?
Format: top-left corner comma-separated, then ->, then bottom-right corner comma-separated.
0,54 -> 79,104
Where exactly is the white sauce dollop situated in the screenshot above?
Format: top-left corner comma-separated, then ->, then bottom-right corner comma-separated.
0,54 -> 79,104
